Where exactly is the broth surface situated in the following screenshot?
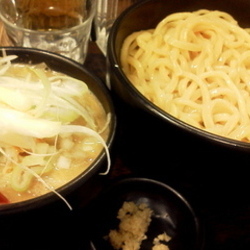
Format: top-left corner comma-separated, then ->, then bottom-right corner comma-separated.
0,61 -> 109,203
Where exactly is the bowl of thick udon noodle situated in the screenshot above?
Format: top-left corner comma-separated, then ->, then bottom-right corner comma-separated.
107,0 -> 250,152
0,47 -> 116,214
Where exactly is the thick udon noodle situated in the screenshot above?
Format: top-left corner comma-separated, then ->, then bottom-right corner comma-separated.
121,9 -> 250,142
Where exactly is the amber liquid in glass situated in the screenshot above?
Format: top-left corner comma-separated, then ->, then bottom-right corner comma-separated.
16,0 -> 87,30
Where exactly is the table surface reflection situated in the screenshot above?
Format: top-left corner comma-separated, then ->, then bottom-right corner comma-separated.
1,26 -> 250,250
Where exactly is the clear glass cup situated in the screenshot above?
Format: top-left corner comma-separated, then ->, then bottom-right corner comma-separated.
95,0 -> 140,55
0,0 -> 96,63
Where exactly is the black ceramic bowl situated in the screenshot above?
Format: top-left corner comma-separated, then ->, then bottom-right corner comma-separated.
86,178 -> 203,250
0,47 -> 116,215
107,0 -> 250,153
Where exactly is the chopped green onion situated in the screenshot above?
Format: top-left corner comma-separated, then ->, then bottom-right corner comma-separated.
0,54 -> 110,211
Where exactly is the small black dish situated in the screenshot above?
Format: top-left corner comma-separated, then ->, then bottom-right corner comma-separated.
86,177 -> 204,250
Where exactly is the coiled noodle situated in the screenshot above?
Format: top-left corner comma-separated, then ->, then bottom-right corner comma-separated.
121,10 -> 250,142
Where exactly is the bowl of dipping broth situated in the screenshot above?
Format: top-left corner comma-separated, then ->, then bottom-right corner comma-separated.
107,0 -> 250,157
0,47 -> 116,215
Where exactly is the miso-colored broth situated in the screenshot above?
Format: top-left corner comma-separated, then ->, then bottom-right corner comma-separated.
0,61 -> 110,204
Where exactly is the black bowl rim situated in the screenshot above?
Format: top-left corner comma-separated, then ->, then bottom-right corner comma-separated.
89,177 -> 204,250
107,0 -> 250,150
0,46 -> 117,214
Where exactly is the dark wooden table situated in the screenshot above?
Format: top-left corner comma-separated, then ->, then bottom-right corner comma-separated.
1,38 -> 250,250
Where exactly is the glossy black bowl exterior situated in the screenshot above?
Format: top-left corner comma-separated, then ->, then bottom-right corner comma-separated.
0,47 -> 116,215
87,177 -> 204,250
107,0 -> 250,152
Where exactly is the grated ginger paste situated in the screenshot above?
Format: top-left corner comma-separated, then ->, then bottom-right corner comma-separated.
108,201 -> 171,250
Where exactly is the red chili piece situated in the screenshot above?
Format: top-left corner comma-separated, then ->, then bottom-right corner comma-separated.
0,192 -> 9,204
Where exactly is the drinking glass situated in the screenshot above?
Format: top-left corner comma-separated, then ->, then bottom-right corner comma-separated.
0,0 -> 96,63
95,0 -> 140,55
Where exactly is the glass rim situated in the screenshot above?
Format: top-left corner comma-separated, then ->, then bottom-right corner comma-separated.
0,0 -> 96,34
